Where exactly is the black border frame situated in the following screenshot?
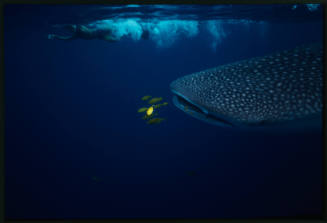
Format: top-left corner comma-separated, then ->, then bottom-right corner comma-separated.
1,0 -> 326,223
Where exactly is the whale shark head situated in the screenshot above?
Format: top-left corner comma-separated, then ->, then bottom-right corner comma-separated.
170,44 -> 323,128
170,73 -> 240,127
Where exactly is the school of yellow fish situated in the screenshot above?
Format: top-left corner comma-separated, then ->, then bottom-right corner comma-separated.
138,95 -> 168,125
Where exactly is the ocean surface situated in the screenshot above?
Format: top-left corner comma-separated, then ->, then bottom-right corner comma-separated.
4,4 -> 324,219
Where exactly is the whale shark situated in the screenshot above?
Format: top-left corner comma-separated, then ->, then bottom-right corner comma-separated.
170,44 -> 323,128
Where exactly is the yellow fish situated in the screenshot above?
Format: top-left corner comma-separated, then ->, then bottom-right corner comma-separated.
137,107 -> 148,113
142,95 -> 151,101
148,97 -> 163,104
147,118 -> 164,125
146,106 -> 154,116
153,102 -> 168,109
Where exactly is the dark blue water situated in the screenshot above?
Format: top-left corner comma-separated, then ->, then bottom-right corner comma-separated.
4,4 -> 324,219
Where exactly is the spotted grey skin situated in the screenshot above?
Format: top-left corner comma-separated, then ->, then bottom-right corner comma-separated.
170,44 -> 323,127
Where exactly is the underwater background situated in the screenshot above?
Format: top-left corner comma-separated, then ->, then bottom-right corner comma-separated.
4,4 -> 323,219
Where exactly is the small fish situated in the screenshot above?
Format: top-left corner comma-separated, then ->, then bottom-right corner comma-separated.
153,102 -> 168,109
147,117 -> 165,125
146,106 -> 154,116
137,107 -> 148,113
141,95 -> 151,101
148,97 -> 163,104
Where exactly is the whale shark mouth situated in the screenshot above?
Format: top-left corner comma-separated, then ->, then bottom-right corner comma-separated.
171,90 -> 234,127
